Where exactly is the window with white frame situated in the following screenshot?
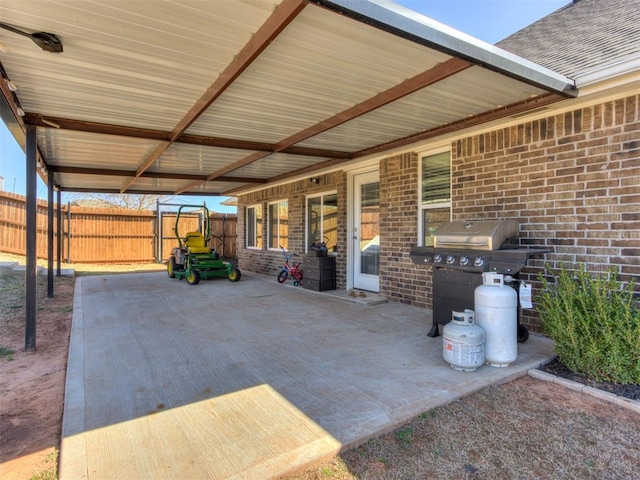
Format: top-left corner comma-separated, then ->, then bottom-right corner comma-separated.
420,151 -> 451,246
246,204 -> 263,249
307,192 -> 338,253
268,200 -> 288,250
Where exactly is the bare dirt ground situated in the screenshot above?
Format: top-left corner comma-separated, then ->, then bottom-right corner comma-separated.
1,252 -> 639,479
0,254 -> 165,480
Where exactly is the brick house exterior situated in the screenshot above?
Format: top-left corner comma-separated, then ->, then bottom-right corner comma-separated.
236,0 -> 640,332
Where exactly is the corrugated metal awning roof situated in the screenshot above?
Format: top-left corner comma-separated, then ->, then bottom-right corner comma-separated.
0,0 -> 576,197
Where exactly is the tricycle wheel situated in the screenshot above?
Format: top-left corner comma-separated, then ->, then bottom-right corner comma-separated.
228,268 -> 241,282
167,257 -> 177,278
277,271 -> 288,283
186,270 -> 200,285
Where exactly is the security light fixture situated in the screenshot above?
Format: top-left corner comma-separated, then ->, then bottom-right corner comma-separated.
0,22 -> 63,53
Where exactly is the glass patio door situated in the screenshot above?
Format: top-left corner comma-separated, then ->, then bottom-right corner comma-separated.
352,171 -> 379,292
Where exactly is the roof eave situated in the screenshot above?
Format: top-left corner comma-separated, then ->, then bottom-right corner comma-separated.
574,54 -> 640,88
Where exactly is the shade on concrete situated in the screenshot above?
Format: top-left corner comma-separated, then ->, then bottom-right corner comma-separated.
61,272 -> 554,479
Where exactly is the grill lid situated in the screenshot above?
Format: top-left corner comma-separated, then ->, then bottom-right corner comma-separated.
433,220 -> 519,250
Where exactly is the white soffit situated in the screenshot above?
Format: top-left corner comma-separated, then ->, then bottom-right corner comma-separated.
189,181 -> 250,195
232,152 -> 332,178
131,176 -> 200,193
54,173 -> 130,191
297,66 -> 549,152
36,130 -> 158,168
185,6 -> 451,142
151,143 -> 258,176
1,0 -> 278,130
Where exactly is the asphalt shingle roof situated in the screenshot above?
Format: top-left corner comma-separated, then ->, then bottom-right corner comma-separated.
497,0 -> 640,78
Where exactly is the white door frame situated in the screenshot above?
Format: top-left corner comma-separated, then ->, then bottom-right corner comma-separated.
347,168 -> 380,292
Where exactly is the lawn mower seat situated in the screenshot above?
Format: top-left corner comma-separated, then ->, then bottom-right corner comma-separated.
184,232 -> 210,254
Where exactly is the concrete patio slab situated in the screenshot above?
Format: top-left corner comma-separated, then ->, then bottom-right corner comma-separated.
60,271 -> 554,479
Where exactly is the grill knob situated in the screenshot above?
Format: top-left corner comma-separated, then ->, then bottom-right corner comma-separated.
446,254 -> 456,265
473,256 -> 484,267
459,255 -> 469,266
433,253 -> 443,263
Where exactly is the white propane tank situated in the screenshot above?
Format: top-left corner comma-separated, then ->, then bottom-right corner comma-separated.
474,272 -> 518,367
442,309 -> 485,372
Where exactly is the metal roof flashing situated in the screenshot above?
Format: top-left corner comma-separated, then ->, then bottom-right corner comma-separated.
574,54 -> 640,88
314,0 -> 577,97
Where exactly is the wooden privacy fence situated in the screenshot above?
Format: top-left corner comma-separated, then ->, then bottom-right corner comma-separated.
0,192 -> 237,263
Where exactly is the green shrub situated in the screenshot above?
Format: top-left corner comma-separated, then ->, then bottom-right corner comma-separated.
537,264 -> 640,384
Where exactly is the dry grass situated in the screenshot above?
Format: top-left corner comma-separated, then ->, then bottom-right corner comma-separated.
283,379 -> 640,479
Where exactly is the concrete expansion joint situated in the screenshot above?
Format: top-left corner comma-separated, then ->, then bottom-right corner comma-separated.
528,368 -> 640,414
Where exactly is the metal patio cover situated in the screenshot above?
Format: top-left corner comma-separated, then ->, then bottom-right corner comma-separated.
0,0 -> 576,197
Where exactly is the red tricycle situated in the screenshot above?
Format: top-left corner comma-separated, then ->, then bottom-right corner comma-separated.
277,246 -> 303,286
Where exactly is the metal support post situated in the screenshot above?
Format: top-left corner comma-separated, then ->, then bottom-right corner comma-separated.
67,201 -> 71,263
25,125 -> 37,351
57,190 -> 62,277
47,169 -> 54,297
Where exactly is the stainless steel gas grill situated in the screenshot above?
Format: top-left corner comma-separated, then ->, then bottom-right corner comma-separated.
409,220 -> 552,338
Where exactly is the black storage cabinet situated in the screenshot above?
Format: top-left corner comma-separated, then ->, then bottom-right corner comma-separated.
303,255 -> 336,291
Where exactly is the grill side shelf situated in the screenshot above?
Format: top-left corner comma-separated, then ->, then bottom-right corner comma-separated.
491,247 -> 554,263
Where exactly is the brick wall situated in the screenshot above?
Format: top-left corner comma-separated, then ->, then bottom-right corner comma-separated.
237,171 -> 348,287
236,93 -> 640,331
379,152 -> 432,308
453,94 -> 640,328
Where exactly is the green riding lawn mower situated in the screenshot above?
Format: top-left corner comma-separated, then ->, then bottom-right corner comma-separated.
167,205 -> 241,285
